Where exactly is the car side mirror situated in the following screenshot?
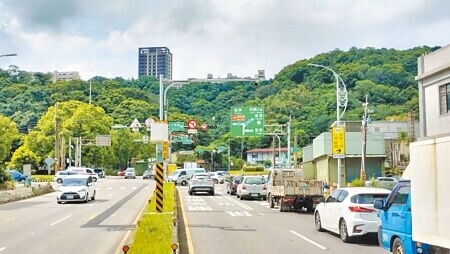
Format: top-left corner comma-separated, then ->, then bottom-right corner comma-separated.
374,199 -> 385,210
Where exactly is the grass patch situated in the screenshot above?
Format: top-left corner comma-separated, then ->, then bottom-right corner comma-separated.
129,182 -> 175,254
32,175 -> 54,182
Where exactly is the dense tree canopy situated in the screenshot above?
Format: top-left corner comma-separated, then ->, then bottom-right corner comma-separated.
0,46 -> 438,170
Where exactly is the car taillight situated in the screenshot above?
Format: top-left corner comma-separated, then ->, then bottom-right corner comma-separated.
242,184 -> 246,190
263,184 -> 267,190
348,206 -> 375,213
232,183 -> 237,187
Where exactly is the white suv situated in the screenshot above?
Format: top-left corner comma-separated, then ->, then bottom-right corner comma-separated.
67,167 -> 99,182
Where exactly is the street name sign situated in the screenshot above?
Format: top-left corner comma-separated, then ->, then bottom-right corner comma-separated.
230,106 -> 264,137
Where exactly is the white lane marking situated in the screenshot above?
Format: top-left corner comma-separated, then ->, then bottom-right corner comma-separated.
120,187 -> 125,190
144,187 -> 150,189
1,218 -> 14,223
226,211 -> 252,217
289,230 -> 328,250
132,187 -> 137,190
222,196 -> 253,210
50,215 -> 72,226
107,194 -> 113,197
0,247 -> 7,252
107,187 -> 113,190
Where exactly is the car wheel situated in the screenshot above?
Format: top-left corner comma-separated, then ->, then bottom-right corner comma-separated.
189,190 -> 193,195
220,180 -> 224,184
262,196 -> 267,201
306,204 -> 314,213
84,194 -> 89,203
93,177 -> 97,182
392,237 -> 405,254
315,212 -> 324,232
339,219 -> 351,243
269,194 -> 275,208
213,179 -> 218,184
210,191 -> 215,196
91,191 -> 96,201
57,178 -> 63,184
181,180 -> 187,186
239,194 -> 244,200
57,201 -> 62,204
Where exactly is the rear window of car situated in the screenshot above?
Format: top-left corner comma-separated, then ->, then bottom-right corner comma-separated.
94,169 -> 102,173
233,177 -> 243,183
244,177 -> 264,184
350,193 -> 389,204
193,174 -> 210,180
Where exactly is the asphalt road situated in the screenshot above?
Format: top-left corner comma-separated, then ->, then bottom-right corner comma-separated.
0,176 -> 155,254
179,183 -> 385,254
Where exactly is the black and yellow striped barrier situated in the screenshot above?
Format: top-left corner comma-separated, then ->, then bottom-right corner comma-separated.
155,162 -> 164,212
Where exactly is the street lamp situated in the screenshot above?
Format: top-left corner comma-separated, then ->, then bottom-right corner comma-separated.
308,63 -> 348,188
274,134 -> 281,168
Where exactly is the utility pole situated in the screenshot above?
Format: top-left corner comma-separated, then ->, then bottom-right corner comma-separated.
360,94 -> 368,182
272,136 -> 276,169
287,116 -> 291,169
54,103 -> 60,172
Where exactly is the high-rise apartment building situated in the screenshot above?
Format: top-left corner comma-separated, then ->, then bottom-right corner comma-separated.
138,47 -> 172,80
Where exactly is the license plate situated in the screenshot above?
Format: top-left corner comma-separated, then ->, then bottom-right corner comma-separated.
251,193 -> 259,197
66,195 -> 74,199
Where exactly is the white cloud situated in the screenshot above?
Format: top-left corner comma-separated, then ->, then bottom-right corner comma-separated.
0,0 -> 449,80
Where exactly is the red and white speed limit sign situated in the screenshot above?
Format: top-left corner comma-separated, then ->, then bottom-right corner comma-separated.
187,120 -> 197,129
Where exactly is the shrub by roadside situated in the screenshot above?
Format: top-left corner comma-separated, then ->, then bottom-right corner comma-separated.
128,182 -> 175,254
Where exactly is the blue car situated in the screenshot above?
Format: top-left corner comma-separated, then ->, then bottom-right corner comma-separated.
6,170 -> 27,182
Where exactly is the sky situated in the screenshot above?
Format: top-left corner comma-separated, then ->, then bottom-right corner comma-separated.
0,0 -> 449,80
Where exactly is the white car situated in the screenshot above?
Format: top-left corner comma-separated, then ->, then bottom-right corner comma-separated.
56,175 -> 96,204
314,187 -> 391,242
236,176 -> 267,200
188,173 -> 215,195
209,172 -> 225,184
124,167 -> 136,179
54,170 -> 79,184
67,166 -> 99,182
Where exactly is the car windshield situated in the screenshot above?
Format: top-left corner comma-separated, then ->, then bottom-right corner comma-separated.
126,168 -> 135,172
244,177 -> 264,184
61,178 -> 87,186
94,169 -> 102,173
350,193 -> 389,204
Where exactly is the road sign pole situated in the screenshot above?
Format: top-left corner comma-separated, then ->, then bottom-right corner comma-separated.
155,142 -> 164,213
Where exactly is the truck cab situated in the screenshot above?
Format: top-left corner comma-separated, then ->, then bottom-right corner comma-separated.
375,180 -> 430,254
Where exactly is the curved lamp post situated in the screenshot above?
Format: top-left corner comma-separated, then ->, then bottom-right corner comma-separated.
308,63 -> 348,188
0,53 -> 17,58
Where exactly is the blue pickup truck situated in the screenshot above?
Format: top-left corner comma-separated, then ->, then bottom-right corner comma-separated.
375,180 -> 432,254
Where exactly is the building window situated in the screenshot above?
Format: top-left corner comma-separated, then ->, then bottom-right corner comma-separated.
439,84 -> 450,115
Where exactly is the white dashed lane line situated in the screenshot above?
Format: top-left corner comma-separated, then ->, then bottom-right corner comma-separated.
50,215 -> 72,226
0,247 -> 7,252
289,230 -> 328,250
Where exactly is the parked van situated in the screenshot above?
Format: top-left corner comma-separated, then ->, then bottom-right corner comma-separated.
168,168 -> 206,186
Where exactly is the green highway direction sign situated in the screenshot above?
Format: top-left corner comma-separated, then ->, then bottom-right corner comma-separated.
230,106 -> 264,137
169,121 -> 185,132
172,135 -> 192,144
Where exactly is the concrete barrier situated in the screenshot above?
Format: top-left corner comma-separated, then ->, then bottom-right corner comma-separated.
0,183 -> 55,204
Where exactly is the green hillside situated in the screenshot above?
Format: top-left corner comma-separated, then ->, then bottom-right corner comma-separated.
0,46 -> 439,171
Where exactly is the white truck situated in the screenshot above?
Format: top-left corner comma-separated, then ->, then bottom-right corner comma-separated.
266,169 -> 323,213
376,137 -> 450,254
